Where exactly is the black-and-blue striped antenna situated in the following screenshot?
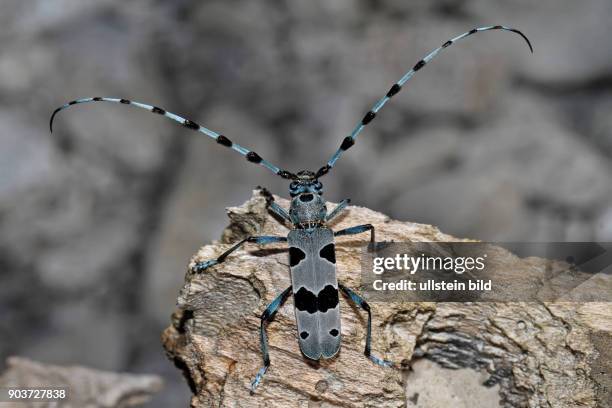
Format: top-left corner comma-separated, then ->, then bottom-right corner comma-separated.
50,97 -> 298,180
315,25 -> 533,179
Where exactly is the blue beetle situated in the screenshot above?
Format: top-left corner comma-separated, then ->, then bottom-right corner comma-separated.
50,25 -> 532,391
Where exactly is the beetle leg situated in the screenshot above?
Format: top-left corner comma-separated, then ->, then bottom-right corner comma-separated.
339,283 -> 394,368
325,198 -> 351,223
259,186 -> 293,225
334,223 -> 375,245
191,236 -> 287,273
251,286 -> 293,393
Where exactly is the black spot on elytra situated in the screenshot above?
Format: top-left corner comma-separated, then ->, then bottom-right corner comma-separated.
289,247 -> 306,267
216,135 -> 232,147
386,84 -> 401,97
319,243 -> 335,264
340,136 -> 355,151
295,287 -> 317,314
246,151 -> 263,163
318,285 -> 339,312
295,285 -> 339,314
362,111 -> 376,125
413,60 -> 426,71
152,106 -> 165,115
299,193 -> 314,202
329,329 -> 339,337
300,331 -> 309,339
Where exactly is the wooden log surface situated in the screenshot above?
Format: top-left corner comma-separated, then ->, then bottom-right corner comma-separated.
162,189 -> 611,407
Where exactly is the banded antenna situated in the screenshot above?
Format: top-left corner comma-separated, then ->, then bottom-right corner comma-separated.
50,97 -> 298,180
315,25 -> 533,179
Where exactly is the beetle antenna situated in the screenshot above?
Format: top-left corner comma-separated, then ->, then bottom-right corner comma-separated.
315,25 -> 532,178
50,97 -> 297,180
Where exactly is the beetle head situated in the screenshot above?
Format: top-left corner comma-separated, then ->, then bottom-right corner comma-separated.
288,170 -> 326,226
288,170 -> 323,197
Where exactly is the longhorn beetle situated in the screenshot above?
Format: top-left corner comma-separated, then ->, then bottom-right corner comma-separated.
50,26 -> 532,392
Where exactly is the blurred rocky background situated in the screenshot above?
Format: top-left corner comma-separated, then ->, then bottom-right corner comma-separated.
0,0 -> 611,406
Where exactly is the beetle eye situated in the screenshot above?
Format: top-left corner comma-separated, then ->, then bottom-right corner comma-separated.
290,182 -> 298,189
315,182 -> 322,189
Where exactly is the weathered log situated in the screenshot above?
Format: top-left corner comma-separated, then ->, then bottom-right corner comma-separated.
162,189 -> 611,407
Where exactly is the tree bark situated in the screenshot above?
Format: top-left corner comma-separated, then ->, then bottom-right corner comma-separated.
162,189 -> 611,407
